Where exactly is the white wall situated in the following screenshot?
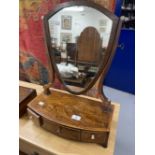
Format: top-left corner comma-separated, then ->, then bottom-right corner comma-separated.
48,6 -> 112,48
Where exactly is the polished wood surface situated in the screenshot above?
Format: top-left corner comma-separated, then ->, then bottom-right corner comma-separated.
19,86 -> 37,117
28,91 -> 113,131
27,90 -> 113,146
19,81 -> 120,155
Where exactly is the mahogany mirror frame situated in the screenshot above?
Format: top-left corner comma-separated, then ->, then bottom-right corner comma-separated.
43,0 -> 122,100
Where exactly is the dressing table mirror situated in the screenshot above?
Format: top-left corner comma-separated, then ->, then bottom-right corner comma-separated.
27,0 -> 121,147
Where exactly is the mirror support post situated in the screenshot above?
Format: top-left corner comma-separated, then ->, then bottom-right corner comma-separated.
43,83 -> 52,95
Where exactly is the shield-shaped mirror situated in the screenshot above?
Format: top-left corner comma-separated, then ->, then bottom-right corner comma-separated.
43,1 -> 120,95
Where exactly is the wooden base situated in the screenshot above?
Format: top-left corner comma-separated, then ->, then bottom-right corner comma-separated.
27,90 -> 114,147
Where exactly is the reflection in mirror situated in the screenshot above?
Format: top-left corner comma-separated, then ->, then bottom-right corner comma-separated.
48,6 -> 113,92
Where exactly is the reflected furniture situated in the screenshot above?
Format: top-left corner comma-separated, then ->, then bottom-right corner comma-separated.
77,27 -> 102,65
66,43 -> 77,64
64,27 -> 103,87
52,48 -> 61,63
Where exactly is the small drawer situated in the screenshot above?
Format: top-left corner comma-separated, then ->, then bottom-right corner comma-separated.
42,119 -> 80,141
81,131 -> 108,143
60,126 -> 81,141
42,118 -> 60,134
27,108 -> 41,126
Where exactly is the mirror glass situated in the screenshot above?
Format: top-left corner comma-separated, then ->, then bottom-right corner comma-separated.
48,6 -> 113,92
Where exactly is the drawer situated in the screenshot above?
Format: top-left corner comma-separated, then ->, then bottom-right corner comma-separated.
27,108 -> 41,126
42,118 -> 60,134
60,126 -> 81,141
42,118 -> 80,141
81,131 -> 109,144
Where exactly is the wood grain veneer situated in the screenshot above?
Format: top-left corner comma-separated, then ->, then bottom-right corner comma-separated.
28,90 -> 114,146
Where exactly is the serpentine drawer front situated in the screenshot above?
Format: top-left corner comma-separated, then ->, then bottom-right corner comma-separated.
59,126 -> 81,140
41,118 -> 81,141
27,111 -> 108,145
